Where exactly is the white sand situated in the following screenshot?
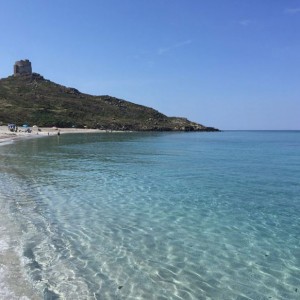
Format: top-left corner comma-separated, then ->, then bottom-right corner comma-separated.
0,125 -> 106,145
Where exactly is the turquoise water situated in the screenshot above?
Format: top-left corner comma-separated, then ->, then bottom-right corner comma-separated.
0,131 -> 299,299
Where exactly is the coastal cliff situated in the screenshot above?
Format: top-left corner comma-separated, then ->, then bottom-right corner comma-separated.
0,71 -> 218,131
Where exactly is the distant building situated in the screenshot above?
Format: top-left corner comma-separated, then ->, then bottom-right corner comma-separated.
14,59 -> 32,76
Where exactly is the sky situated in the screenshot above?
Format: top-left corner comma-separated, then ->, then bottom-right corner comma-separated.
0,0 -> 299,130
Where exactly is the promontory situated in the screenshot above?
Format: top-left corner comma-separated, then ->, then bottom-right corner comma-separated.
0,59 -> 219,131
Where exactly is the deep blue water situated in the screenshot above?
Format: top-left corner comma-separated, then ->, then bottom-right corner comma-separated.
0,131 -> 299,299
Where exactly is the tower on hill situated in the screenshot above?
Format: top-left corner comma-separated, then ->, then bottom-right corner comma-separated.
14,59 -> 32,76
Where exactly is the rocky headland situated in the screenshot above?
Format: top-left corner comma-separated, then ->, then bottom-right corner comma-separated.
0,60 -> 219,132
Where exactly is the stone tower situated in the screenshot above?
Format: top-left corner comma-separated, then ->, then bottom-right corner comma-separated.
14,59 -> 32,76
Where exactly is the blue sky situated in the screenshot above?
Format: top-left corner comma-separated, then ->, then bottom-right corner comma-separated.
0,0 -> 299,130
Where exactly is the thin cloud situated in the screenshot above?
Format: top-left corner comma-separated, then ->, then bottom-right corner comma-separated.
284,8 -> 300,14
239,19 -> 252,26
158,40 -> 192,55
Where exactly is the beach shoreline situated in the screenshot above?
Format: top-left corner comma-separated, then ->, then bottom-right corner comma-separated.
0,125 -> 109,298
0,208 -> 41,300
0,125 -> 111,146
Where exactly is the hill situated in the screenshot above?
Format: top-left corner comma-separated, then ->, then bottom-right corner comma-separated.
0,73 -> 218,131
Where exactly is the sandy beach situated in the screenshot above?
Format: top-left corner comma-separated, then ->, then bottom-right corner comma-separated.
0,125 -> 105,145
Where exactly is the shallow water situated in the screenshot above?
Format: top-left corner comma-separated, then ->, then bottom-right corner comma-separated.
0,131 -> 299,299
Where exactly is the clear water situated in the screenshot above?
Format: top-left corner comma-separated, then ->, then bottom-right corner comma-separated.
0,131 -> 299,299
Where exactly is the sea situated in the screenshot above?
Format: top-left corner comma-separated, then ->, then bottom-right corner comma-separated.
0,131 -> 299,300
